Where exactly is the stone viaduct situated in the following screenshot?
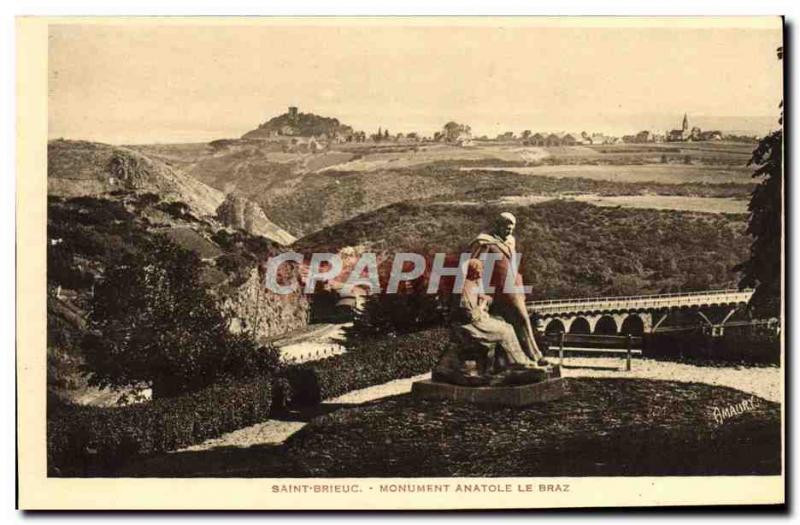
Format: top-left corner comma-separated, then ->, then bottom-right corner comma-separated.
527,289 -> 754,337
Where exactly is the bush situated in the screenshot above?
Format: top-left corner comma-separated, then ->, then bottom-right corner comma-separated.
280,328 -> 452,405
47,375 -> 273,476
644,327 -> 780,365
157,200 -> 192,219
215,251 -> 252,275
82,236 -> 267,398
350,293 -> 447,337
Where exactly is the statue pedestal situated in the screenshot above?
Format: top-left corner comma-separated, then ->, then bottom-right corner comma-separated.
412,366 -> 566,407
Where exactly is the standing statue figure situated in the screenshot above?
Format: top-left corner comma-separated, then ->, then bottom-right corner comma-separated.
470,212 -> 548,365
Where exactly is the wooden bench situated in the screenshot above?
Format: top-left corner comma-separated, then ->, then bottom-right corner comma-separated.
544,333 -> 643,371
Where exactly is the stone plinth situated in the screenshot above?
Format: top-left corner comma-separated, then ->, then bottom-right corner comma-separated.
412,376 -> 567,407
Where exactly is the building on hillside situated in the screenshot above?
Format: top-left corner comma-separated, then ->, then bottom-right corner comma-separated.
667,113 -> 693,142
699,130 -> 723,141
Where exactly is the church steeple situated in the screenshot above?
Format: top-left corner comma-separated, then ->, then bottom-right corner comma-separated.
682,113 -> 689,132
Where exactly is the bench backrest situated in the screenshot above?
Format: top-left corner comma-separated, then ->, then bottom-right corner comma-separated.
544,333 -> 643,349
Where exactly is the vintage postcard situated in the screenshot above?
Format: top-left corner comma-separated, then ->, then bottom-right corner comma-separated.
17,16 -> 784,509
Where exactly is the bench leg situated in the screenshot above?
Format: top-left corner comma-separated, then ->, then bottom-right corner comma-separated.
626,335 -> 632,371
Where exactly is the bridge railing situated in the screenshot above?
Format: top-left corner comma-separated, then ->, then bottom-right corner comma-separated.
528,288 -> 753,309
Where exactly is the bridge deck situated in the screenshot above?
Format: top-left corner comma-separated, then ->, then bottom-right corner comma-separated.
528,289 -> 753,316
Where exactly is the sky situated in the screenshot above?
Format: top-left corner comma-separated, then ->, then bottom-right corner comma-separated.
48,20 -> 784,144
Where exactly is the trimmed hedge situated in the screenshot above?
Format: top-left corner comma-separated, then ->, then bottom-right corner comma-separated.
281,328 -> 451,406
47,376 -> 273,476
47,327 -> 455,476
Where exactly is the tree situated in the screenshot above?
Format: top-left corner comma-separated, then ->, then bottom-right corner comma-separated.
735,46 -> 783,317
442,121 -> 471,143
81,236 -> 277,398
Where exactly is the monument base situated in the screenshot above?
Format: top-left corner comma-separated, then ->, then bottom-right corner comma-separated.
411,376 -> 568,407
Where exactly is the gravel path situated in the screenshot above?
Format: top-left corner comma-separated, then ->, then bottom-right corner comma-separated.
560,357 -> 782,403
274,323 -> 349,364
177,358 -> 780,453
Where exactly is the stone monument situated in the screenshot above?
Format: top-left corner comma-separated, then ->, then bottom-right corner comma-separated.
412,215 -> 566,406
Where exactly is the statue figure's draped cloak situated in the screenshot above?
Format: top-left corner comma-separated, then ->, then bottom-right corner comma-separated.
468,233 -> 543,361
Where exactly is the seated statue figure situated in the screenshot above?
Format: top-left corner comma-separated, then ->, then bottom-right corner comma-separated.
433,258 -> 548,387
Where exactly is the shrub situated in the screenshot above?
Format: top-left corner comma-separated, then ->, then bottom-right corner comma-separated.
349,292 -> 446,337
82,236 -> 266,398
47,375 -> 273,476
280,328 -> 452,405
644,327 -> 780,365
157,200 -> 192,219
215,251 -> 252,275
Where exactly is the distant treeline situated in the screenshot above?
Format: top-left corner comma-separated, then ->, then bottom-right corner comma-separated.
297,199 -> 749,300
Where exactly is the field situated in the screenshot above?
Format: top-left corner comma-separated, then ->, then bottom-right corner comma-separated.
130,139 -> 756,237
464,163 -> 753,185
496,194 -> 747,214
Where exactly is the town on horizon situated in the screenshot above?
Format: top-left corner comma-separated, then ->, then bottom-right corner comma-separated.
202,105 -> 766,152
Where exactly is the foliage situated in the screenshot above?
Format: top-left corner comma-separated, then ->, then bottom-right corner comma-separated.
344,251 -> 450,336
246,109 -> 354,139
735,45 -> 783,318
156,200 -> 194,220
350,292 -> 446,337
735,130 -> 783,317
298,200 -> 749,300
279,328 -> 451,406
645,327 -> 780,365
442,121 -> 471,143
47,197 -> 154,290
47,376 -> 273,476
81,235 -> 277,398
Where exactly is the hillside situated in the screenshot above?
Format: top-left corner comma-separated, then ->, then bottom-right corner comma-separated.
48,139 -> 294,245
262,165 -> 752,236
47,142 -> 311,406
216,193 -> 296,245
48,140 -> 226,217
242,108 -> 354,140
295,199 -> 749,300
131,141 -> 755,238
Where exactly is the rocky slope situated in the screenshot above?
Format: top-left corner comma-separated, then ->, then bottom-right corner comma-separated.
47,141 -> 310,406
216,193 -> 295,245
48,139 -> 294,245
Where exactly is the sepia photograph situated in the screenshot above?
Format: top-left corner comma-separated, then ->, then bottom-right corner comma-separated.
16,15 -> 785,509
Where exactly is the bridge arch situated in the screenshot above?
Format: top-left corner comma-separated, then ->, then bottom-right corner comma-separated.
594,315 -> 618,335
620,315 -> 645,336
569,317 -> 591,334
544,319 -> 566,334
